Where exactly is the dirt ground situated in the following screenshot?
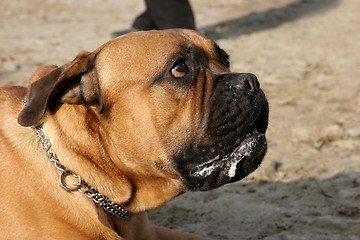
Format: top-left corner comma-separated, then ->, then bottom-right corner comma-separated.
1,0 -> 359,239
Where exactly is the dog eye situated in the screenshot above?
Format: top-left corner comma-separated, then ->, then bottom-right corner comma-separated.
223,57 -> 230,68
171,61 -> 188,78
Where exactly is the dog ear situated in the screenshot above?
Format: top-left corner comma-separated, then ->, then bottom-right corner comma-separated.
18,50 -> 103,127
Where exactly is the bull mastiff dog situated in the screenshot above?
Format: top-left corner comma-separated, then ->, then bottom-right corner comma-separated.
0,29 -> 268,239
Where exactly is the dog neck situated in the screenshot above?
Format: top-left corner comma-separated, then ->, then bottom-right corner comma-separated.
24,97 -> 135,221
22,95 -> 186,229
28,122 -> 134,221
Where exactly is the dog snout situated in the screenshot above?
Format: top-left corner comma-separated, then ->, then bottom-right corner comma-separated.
235,73 -> 260,94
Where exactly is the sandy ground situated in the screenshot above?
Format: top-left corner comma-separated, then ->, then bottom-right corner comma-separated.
1,0 -> 359,239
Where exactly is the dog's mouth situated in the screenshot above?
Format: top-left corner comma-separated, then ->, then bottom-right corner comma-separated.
175,111 -> 268,191
174,72 -> 269,191
190,125 -> 266,180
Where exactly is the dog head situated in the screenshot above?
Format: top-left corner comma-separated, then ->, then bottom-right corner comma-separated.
18,29 -> 268,210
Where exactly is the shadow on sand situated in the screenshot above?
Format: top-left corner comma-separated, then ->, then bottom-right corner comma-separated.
150,171 -> 360,239
200,0 -> 339,39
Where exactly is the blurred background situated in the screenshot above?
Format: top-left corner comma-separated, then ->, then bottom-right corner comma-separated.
1,0 -> 359,239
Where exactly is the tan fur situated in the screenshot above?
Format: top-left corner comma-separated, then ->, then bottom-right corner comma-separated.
0,30 -> 241,240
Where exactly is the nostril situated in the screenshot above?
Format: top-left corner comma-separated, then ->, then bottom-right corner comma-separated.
247,73 -> 260,94
223,73 -> 261,94
236,73 -> 260,93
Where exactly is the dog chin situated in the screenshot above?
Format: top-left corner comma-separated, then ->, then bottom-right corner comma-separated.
187,133 -> 267,191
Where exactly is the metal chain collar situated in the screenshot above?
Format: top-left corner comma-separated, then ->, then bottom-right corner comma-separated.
24,97 -> 134,221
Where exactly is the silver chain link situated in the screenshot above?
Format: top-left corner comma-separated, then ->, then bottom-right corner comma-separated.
24,97 -> 134,221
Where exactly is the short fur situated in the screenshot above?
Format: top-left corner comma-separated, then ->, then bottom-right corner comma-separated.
0,29 -> 268,240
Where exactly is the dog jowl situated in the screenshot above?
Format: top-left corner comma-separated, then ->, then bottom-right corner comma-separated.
174,70 -> 269,191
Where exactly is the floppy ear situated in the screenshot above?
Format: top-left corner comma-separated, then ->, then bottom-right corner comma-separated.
18,50 -> 103,127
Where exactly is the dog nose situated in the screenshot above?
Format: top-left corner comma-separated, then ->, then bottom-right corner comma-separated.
237,73 -> 260,94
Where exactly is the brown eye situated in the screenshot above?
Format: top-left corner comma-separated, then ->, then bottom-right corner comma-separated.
171,62 -> 188,78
